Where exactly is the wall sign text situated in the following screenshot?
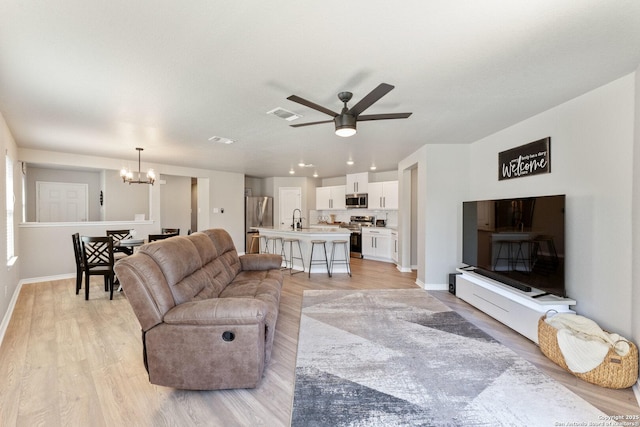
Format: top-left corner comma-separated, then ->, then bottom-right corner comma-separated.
499,137 -> 550,181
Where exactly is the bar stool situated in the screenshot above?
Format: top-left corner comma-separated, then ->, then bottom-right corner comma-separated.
282,238 -> 304,275
493,240 -> 514,271
329,240 -> 351,277
249,234 -> 262,254
308,240 -> 331,278
259,235 -> 269,254
264,236 -> 283,255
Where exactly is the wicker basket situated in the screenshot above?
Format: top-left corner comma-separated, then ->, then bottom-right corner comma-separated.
538,312 -> 638,389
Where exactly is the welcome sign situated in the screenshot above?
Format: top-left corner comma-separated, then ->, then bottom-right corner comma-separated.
499,137 -> 550,181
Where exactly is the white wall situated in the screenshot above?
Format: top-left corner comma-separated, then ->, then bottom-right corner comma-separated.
466,74 -> 636,337
19,221 -> 156,279
399,144 -> 469,287
160,174 -> 191,235
264,176 -> 318,228
632,67 -> 640,348
103,169 -> 150,221
0,113 -> 20,342
207,170 -> 244,246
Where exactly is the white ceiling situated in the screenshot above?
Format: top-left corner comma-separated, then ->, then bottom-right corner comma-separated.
1,1 -> 640,178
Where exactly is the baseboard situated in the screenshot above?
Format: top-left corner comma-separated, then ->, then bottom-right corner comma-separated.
633,379 -> 640,406
396,265 -> 412,273
0,279 -> 24,350
424,283 -> 448,291
20,273 -> 75,285
415,278 -> 425,288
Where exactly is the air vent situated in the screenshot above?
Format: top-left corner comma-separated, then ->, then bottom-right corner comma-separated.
208,136 -> 235,144
267,107 -> 302,121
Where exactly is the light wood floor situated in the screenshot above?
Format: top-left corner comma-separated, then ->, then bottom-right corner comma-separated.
0,258 -> 638,426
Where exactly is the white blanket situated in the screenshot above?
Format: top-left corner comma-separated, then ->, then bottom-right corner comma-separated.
545,314 -> 630,373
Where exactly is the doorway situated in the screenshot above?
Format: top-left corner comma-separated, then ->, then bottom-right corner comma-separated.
279,187 -> 301,229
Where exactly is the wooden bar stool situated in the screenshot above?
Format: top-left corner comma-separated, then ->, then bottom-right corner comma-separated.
329,240 -> 351,277
308,240 -> 331,278
248,234 -> 262,254
282,238 -> 304,275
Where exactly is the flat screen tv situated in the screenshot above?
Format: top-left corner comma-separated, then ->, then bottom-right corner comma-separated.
462,194 -> 566,297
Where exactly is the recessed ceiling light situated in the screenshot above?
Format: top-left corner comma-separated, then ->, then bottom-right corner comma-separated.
289,169 -> 295,175
298,162 -> 305,167
346,160 -> 354,165
370,165 -> 377,170
313,172 -> 318,178
208,136 -> 235,144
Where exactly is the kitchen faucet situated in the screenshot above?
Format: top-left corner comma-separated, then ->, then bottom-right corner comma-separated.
292,209 -> 303,230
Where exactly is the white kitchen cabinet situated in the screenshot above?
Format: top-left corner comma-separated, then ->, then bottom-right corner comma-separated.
316,185 -> 346,210
346,172 -> 368,194
391,230 -> 398,262
368,181 -> 398,210
362,228 -> 392,262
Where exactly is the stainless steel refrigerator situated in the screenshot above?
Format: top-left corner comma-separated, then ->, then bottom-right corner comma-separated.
245,196 -> 273,253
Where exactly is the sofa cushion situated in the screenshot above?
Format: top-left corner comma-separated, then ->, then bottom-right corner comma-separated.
140,233 -> 238,305
202,229 -> 242,278
164,297 -> 267,326
139,236 -> 202,288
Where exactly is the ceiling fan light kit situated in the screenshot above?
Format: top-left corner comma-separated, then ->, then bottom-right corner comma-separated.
334,113 -> 357,137
287,83 -> 412,137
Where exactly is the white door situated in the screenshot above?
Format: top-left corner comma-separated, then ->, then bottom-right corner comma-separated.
36,181 -> 88,222
279,187 -> 301,228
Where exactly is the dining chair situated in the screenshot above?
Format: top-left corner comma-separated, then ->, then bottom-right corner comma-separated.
71,233 -> 84,295
161,228 -> 180,235
148,233 -> 178,242
81,236 -> 116,300
106,229 -> 133,256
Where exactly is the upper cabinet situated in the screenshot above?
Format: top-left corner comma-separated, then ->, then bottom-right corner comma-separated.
316,185 -> 346,210
368,181 -> 398,210
346,172 -> 368,194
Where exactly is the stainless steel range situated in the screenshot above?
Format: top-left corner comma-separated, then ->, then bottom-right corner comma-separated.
340,215 -> 375,258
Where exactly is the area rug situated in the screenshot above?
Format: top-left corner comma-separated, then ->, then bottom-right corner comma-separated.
291,289 -> 606,426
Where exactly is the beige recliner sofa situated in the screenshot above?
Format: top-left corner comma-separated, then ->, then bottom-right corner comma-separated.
114,229 -> 283,390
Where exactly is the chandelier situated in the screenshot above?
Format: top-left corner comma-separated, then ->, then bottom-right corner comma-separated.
120,147 -> 156,185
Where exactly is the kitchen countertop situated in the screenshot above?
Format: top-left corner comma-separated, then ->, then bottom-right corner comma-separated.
253,226 -> 351,234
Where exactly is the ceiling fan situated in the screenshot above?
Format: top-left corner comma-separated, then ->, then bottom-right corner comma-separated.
287,83 -> 412,137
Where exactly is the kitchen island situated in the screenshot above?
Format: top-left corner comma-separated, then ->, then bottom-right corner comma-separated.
254,227 -> 351,274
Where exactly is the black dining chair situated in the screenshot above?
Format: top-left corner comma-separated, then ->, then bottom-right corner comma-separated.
161,228 -> 180,235
81,236 -> 116,300
148,233 -> 178,242
71,233 -> 85,295
106,229 -> 133,256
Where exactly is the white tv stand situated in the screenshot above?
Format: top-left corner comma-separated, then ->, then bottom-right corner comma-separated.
455,268 -> 576,343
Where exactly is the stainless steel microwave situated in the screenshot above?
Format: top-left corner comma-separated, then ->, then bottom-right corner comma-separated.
346,193 -> 368,208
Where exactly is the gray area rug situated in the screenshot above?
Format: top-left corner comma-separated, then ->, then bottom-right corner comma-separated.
291,289 -> 606,426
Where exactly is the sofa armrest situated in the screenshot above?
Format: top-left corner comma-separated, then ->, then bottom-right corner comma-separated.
163,298 -> 267,326
239,253 -> 282,271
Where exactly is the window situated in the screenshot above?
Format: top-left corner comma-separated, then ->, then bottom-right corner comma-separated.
6,154 -> 15,264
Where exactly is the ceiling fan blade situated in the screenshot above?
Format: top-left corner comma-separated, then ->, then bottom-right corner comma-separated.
289,119 -> 334,128
348,83 -> 395,117
287,95 -> 338,117
357,112 -> 412,121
